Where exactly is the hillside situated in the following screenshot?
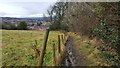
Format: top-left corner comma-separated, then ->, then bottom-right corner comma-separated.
2,30 -> 60,66
1,1 -> 119,67
48,2 -> 120,66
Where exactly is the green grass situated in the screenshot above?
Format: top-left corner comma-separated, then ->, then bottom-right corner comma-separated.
68,33 -> 98,66
2,30 -> 60,66
68,32 -> 119,66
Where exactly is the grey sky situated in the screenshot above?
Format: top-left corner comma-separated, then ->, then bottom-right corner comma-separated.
0,0 -> 118,17
0,2 -> 55,17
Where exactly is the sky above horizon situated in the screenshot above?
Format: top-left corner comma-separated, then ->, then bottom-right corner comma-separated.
0,0 -> 118,17
0,1 -> 56,17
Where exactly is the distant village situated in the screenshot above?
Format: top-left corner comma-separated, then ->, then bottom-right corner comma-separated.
1,17 -> 51,31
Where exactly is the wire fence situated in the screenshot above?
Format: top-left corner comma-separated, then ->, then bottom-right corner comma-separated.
38,29 -> 68,67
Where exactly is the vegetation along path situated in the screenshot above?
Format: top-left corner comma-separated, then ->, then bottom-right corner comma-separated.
61,36 -> 86,66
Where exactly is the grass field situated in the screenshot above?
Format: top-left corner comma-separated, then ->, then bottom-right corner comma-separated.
2,30 -> 60,66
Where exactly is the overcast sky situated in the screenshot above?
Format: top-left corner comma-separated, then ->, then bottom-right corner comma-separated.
0,0 -> 118,17
0,0 -> 56,17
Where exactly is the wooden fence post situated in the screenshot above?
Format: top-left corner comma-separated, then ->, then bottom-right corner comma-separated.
61,35 -> 64,44
38,29 -> 50,67
58,35 -> 61,54
52,43 -> 57,66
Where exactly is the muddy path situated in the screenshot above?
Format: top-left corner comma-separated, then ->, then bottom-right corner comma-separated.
61,36 -> 86,66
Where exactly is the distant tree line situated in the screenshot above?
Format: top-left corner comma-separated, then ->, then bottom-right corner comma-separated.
1,21 -> 28,30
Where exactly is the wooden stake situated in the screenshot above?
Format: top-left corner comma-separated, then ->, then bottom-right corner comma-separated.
61,35 -> 64,44
38,29 -> 50,67
53,43 -> 57,66
58,35 -> 61,54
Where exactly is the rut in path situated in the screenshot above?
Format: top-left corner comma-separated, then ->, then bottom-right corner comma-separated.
61,37 -> 86,66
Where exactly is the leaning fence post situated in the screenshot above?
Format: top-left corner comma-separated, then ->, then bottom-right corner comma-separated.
58,35 -> 61,54
38,29 -> 50,67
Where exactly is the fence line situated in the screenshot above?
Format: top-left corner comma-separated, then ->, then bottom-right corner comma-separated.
38,29 -> 68,67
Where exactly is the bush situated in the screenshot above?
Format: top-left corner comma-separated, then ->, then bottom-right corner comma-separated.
49,23 -> 60,30
10,25 -> 17,30
17,21 -> 28,30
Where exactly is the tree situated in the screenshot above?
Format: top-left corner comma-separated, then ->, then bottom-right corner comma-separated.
48,2 -> 68,30
17,21 -> 28,30
37,22 -> 42,26
10,25 -> 17,30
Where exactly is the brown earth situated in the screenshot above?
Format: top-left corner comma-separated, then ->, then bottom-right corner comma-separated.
61,36 -> 86,66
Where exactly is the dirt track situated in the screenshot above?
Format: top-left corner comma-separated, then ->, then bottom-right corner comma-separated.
61,37 -> 86,66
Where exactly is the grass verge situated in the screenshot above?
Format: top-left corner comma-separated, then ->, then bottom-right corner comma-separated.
68,32 -> 119,66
